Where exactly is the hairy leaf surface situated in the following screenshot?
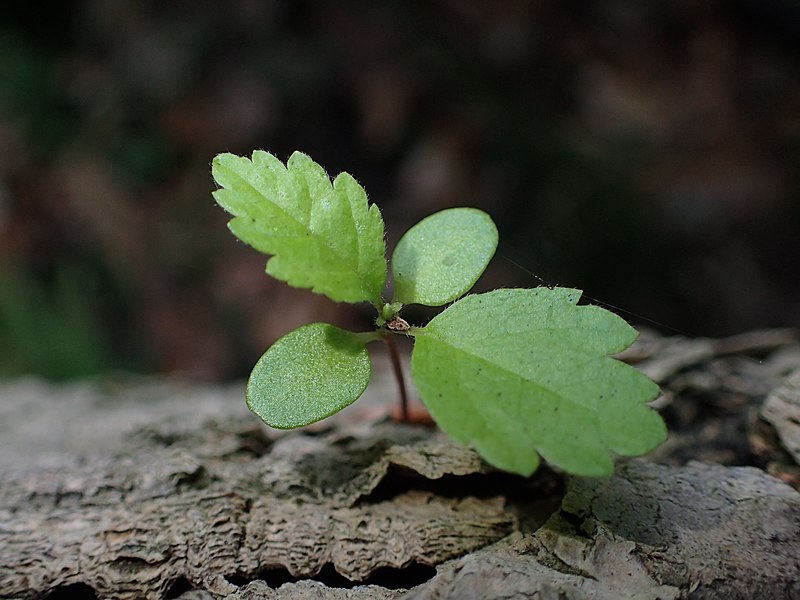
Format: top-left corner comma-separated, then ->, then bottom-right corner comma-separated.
212,151 -> 386,305
392,207 -> 497,306
247,323 -> 371,429
410,287 -> 666,476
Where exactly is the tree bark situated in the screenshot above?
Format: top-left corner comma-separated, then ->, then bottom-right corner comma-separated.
2,332 -> 800,599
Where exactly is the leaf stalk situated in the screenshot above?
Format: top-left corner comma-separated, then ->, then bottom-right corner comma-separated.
384,332 -> 409,423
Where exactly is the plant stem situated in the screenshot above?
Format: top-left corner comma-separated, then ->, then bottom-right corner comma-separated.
384,333 -> 409,423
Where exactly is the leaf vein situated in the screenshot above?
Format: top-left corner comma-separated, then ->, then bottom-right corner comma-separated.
422,333 -> 598,416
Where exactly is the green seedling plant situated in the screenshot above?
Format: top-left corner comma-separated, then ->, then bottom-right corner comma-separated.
211,151 -> 666,477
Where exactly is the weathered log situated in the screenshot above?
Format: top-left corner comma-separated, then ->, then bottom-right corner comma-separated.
2,334 -> 800,599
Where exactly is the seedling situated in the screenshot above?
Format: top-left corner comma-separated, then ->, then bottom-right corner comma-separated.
211,151 -> 666,477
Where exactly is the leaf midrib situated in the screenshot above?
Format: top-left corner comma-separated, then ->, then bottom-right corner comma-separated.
417,328 -> 600,416
227,164 -> 374,298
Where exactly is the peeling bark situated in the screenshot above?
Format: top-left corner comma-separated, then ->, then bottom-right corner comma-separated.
2,333 -> 800,599
761,368 -> 800,464
0,422 -> 515,600
404,461 -> 800,600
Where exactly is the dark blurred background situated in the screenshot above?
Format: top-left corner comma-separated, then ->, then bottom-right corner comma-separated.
1,1 -> 798,381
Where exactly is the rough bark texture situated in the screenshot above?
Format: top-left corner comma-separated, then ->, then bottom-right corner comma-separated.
399,460 -> 800,600
2,333 -> 800,599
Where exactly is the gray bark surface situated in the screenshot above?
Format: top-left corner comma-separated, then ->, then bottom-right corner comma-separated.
2,333 -> 800,599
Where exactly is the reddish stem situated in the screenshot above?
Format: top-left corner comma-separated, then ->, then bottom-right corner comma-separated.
385,333 -> 409,423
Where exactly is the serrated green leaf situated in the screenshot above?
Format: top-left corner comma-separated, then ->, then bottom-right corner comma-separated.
212,151 -> 386,305
410,287 -> 666,477
391,207 -> 498,306
246,323 -> 371,429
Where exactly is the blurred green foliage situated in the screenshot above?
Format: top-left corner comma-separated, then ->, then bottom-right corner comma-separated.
0,31 -> 79,155
0,2 -> 798,380
0,266 -> 109,379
